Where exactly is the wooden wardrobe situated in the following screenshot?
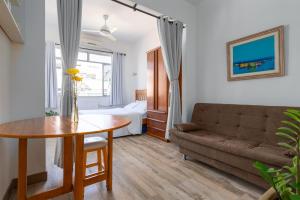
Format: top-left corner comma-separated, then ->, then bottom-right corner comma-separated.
146,47 -> 182,141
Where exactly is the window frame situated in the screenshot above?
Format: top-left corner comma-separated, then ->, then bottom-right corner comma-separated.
55,46 -> 112,97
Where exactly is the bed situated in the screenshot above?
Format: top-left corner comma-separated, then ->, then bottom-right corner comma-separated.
79,90 -> 147,138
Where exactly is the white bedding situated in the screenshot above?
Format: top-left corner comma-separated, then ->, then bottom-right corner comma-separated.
79,101 -> 147,138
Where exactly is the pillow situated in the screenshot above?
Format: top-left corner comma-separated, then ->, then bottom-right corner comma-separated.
135,100 -> 147,104
124,102 -> 138,109
175,123 -> 201,132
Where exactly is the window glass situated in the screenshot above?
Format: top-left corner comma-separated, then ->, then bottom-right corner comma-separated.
56,68 -> 62,94
89,53 -> 112,63
56,59 -> 62,68
55,48 -> 61,58
77,61 -> 103,96
78,52 -> 88,61
55,47 -> 112,96
56,59 -> 63,93
103,65 -> 112,96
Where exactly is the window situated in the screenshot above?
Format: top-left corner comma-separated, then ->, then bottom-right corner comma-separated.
55,47 -> 112,96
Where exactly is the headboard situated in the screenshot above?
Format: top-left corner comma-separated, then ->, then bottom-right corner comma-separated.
135,90 -> 147,101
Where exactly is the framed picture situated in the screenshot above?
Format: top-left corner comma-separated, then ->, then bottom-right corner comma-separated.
227,26 -> 285,81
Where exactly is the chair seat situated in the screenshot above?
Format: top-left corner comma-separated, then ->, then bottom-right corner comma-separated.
84,136 -> 107,150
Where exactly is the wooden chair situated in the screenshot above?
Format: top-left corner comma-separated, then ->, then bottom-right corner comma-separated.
83,136 -> 108,183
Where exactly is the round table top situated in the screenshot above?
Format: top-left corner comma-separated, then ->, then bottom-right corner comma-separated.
0,115 -> 131,139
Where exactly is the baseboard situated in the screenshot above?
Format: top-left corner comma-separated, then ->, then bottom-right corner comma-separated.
3,171 -> 47,200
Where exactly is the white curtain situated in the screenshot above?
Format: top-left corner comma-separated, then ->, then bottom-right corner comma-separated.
45,41 -> 58,109
157,16 -> 184,140
54,0 -> 82,168
110,53 -> 124,106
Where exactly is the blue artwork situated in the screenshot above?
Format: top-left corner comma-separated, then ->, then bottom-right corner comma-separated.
227,26 -> 284,81
232,36 -> 275,75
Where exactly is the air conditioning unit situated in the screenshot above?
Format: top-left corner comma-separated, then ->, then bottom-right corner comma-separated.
80,32 -> 105,47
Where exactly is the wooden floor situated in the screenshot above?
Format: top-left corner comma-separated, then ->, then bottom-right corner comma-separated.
10,135 -> 263,200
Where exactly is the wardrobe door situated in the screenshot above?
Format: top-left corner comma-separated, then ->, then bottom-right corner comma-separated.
147,50 -> 155,110
157,48 -> 169,112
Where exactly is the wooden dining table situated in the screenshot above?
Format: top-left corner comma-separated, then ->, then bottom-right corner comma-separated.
0,114 -> 131,200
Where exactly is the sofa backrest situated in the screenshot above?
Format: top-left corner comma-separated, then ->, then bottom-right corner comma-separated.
191,103 -> 295,145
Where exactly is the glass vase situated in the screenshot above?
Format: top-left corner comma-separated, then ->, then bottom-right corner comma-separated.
72,93 -> 79,123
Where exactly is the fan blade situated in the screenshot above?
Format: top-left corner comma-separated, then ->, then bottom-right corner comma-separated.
110,27 -> 118,33
99,31 -> 108,37
98,31 -> 117,41
106,34 -> 117,41
99,32 -> 117,41
82,29 -> 101,34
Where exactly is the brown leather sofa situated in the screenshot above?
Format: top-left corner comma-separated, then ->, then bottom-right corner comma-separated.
170,103 -> 294,189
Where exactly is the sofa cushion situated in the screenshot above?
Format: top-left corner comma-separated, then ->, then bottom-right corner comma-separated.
215,138 -> 259,154
190,103 -> 295,145
173,130 -> 290,167
284,150 -> 295,158
174,130 -> 227,146
243,143 -> 290,166
174,122 -> 201,132
179,140 -> 261,175
173,130 -> 257,152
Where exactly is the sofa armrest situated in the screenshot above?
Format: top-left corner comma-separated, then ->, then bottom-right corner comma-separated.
174,123 -> 201,132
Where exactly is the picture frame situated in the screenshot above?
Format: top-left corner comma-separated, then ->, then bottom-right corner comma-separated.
227,26 -> 285,81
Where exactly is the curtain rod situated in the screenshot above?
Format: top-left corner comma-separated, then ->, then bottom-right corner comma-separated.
55,43 -> 126,56
111,0 -> 186,28
111,0 -> 159,19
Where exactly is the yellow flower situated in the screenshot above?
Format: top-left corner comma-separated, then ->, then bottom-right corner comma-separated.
66,68 -> 80,75
72,76 -> 83,81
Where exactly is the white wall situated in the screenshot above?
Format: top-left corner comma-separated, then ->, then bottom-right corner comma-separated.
10,0 -> 46,176
0,30 -> 12,125
133,28 -> 160,90
0,0 -> 45,197
0,29 -> 15,199
197,0 -> 300,107
136,0 -> 198,121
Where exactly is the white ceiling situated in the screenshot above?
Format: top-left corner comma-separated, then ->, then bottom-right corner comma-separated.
45,0 -> 158,43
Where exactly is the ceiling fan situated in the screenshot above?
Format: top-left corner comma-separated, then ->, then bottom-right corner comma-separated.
82,14 -> 117,41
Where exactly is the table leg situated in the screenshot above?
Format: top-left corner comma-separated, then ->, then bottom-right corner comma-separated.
107,130 -> 113,191
63,136 -> 73,192
74,135 -> 84,200
18,138 -> 28,200
25,137 -> 74,200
